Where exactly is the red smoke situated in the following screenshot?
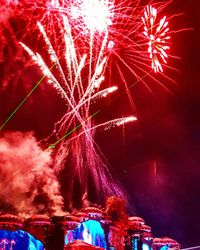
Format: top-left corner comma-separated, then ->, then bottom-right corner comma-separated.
0,131 -> 64,217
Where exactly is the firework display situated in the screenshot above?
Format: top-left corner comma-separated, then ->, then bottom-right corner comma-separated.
0,0 -> 178,215
0,0 -> 186,249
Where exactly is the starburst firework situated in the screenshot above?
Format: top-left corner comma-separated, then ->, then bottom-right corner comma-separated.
142,5 -> 171,73
0,0 -> 180,210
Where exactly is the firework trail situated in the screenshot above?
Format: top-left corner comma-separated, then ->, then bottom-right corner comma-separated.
1,0 -> 177,94
19,5 -> 138,208
1,0 -> 178,210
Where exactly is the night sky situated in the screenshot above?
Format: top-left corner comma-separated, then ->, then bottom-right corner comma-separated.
0,0 -> 200,248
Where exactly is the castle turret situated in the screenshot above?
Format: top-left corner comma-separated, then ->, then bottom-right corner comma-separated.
0,213 -> 23,231
24,214 -> 52,245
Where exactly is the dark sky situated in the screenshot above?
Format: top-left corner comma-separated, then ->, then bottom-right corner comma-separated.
0,0 -> 200,248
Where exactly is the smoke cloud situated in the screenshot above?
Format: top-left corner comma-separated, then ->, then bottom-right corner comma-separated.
0,131 -> 64,217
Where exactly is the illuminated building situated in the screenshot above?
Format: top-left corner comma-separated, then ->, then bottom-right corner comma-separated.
0,204 -> 180,250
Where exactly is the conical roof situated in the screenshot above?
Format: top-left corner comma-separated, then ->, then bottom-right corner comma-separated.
65,240 -> 104,250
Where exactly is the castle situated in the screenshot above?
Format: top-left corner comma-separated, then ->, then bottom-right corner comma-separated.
0,197 -> 180,250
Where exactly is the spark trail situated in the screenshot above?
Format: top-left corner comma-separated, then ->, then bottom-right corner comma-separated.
2,0 -> 179,210
21,12 -> 136,207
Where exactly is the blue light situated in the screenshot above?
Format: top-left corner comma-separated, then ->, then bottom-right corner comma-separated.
131,237 -> 138,250
82,220 -> 107,248
65,220 -> 107,249
0,230 -> 44,250
160,246 -> 168,250
142,243 -> 151,250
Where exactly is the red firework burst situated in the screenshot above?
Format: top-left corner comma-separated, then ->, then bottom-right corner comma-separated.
142,5 -> 171,73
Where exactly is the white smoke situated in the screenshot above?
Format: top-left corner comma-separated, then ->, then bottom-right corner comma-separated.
0,131 -> 64,217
